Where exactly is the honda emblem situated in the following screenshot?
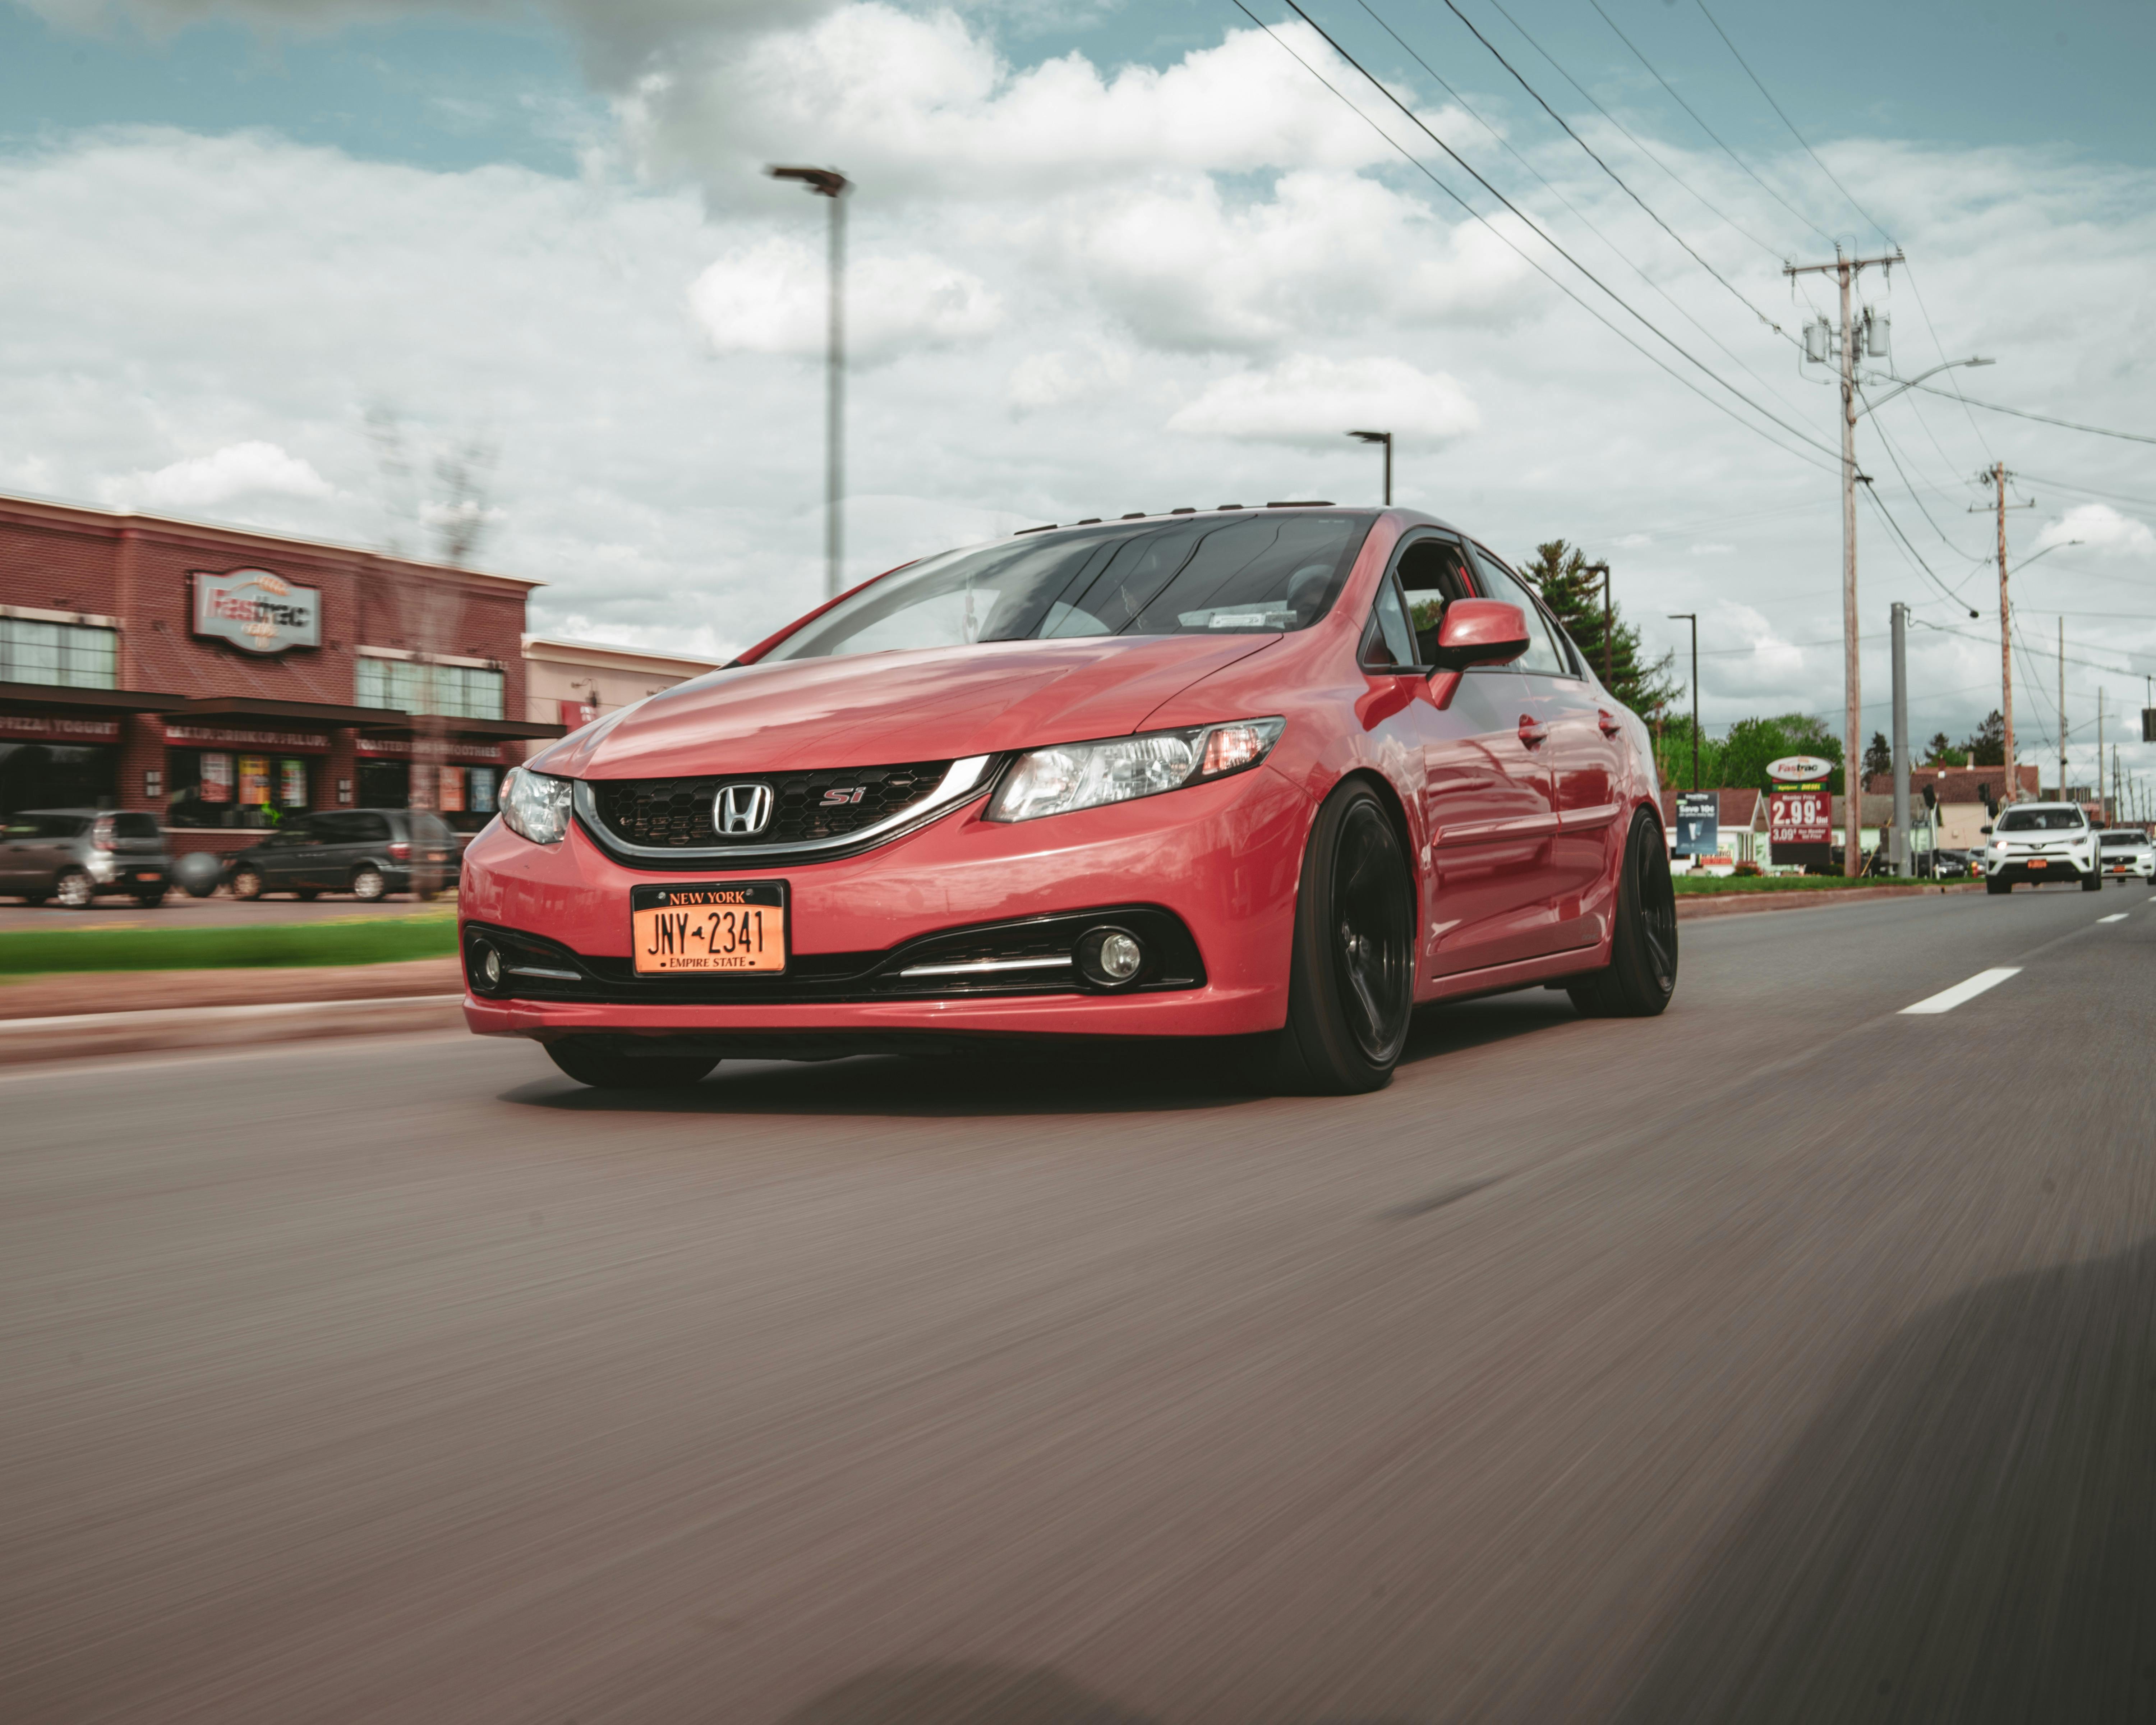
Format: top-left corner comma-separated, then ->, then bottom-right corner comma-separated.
714,782 -> 775,837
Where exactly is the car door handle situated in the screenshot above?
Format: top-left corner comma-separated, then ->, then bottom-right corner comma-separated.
1597,709 -> 1623,737
1517,718 -> 1550,746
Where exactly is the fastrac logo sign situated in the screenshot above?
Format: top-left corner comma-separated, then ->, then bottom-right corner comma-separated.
1766,754 -> 1834,785
191,569 -> 321,656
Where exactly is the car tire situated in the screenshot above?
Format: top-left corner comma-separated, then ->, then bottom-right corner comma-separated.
544,1037 -> 717,1091
1568,808 -> 1678,1019
54,868 -> 95,910
350,866 -> 387,902
134,884 -> 169,908
1259,780 -> 1417,1095
2081,869 -> 2102,892
296,889 -> 320,902
229,866 -> 264,901
1987,876 -> 2010,894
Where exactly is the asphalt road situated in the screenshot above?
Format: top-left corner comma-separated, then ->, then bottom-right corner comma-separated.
4,882 -> 2153,1724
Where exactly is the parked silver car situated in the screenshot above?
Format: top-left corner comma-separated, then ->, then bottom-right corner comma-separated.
0,808 -> 172,908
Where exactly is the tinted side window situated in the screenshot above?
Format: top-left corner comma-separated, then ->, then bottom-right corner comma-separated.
409,813 -> 455,844
1468,549 -> 1567,677
355,814 -> 394,843
1395,536 -> 1477,664
42,815 -> 89,839
1359,578 -> 1420,671
113,812 -> 159,840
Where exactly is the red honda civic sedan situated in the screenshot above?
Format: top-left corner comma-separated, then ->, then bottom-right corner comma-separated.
460,505 -> 1676,1093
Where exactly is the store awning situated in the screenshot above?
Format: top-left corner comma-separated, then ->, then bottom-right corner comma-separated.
0,681 -> 186,715
360,714 -> 568,742
172,696 -> 408,727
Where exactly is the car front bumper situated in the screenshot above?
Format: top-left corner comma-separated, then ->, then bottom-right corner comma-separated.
458,764 -> 1313,1044
1986,855 -> 2097,882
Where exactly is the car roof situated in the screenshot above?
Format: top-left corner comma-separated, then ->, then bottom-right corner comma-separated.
1000,503 -> 1484,546
11,807 -> 100,817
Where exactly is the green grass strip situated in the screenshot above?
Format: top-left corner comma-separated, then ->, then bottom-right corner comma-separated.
1672,874 -> 1944,895
0,912 -> 459,975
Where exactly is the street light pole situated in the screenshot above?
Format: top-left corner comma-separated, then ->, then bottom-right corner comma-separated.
1668,612 -> 1699,790
770,165 -> 851,599
1347,430 -> 1392,506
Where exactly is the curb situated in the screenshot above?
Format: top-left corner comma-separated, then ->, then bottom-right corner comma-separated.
0,994 -> 465,1066
1676,882 -> 1985,921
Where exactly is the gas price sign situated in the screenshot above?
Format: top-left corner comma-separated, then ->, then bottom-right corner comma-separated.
1769,790 -> 1832,845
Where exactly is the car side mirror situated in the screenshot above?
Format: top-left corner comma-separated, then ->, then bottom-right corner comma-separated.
1427,599 -> 1531,673
1980,824 -> 1992,834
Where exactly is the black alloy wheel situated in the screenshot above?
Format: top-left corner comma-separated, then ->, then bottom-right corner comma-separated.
1568,808 -> 1678,1018
1264,781 -> 1418,1094
544,1037 -> 718,1091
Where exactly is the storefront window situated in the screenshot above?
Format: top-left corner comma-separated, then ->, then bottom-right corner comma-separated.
166,749 -> 310,827
358,758 -> 409,808
356,657 -> 505,720
0,618 -> 118,689
0,742 -> 117,815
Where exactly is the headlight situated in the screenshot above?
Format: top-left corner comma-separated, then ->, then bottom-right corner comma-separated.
501,766 -> 573,845
985,718 -> 1285,823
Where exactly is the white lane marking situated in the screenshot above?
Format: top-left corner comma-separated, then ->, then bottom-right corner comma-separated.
1901,967 -> 2023,1015
2099,913 -> 2128,924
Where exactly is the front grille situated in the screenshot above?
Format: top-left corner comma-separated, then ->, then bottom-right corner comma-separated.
589,760 -> 954,851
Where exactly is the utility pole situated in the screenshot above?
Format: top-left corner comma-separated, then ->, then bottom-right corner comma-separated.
1668,612 -> 1699,790
1787,247 -> 1901,874
2096,687 -> 2105,818
1968,461 -> 2035,805
1586,561 -> 1612,685
770,165 -> 850,598
2058,618 -> 2067,801
1348,431 -> 1393,505
1890,601 -> 1909,874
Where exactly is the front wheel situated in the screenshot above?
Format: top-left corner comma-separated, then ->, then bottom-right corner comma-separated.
54,869 -> 95,910
1258,781 -> 1417,1095
545,1037 -> 717,1091
1987,876 -> 2011,895
1568,809 -> 1678,1018
350,866 -> 387,902
2081,869 -> 2102,893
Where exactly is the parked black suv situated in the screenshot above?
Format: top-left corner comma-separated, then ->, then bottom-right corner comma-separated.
226,809 -> 458,902
0,809 -> 171,907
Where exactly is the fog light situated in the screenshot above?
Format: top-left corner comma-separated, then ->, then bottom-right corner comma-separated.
1077,926 -> 1146,987
473,941 -> 502,988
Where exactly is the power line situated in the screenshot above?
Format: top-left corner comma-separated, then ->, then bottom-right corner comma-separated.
1384,0 -> 1792,340
1897,381 -> 2156,446
2014,471 -> 2156,513
1230,3 -> 1845,472
1582,0 -> 1835,247
1691,0 -> 1890,245
1476,0 -> 1784,260
1860,482 -> 1986,613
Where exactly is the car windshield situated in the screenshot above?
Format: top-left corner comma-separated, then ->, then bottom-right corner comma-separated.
764,512 -> 1372,663
409,814 -> 456,843
2101,831 -> 2144,846
1998,808 -> 2085,831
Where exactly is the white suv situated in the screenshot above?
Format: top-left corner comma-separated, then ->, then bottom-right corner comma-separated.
1983,802 -> 2102,893
2100,828 -> 2155,884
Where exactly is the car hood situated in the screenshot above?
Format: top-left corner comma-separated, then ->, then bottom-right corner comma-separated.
530,634 -> 1281,779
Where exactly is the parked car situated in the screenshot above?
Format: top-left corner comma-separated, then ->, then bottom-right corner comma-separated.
1930,847 -> 1972,879
1981,802 -> 2103,893
225,808 -> 459,902
0,808 -> 171,908
2099,828 -> 2155,883
459,505 -> 1676,1093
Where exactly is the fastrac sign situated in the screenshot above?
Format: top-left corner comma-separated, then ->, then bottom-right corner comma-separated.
1766,754 -> 1834,785
191,569 -> 321,656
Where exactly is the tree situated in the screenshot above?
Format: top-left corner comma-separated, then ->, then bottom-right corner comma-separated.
1653,712 -> 1724,790
1863,731 -> 1892,784
1961,710 -> 2006,768
1519,542 -> 1680,721
1710,713 -> 1845,794
1921,731 -> 1967,768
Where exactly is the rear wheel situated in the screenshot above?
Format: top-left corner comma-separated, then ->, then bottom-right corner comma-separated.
1258,781 -> 1417,1095
134,884 -> 169,908
54,869 -> 94,910
544,1037 -> 717,1091
2081,868 -> 2102,893
229,866 -> 264,901
1568,809 -> 1678,1018
1987,875 -> 2011,895
350,865 -> 387,902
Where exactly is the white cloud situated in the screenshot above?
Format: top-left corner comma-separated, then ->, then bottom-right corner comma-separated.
688,235 -> 1001,360
1166,355 -> 1479,449
2036,501 -> 2155,558
101,440 -> 335,511
1613,532 -> 1652,548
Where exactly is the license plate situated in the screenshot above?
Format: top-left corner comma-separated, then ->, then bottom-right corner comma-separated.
631,881 -> 787,975
427,851 -> 448,862
2027,859 -> 2047,868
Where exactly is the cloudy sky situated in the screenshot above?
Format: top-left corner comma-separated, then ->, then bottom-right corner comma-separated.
3,0 -> 2153,790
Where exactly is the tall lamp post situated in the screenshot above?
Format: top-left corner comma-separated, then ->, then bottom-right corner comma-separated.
1347,430 -> 1392,505
1668,612 -> 1699,790
770,165 -> 850,599
1585,560 -> 1612,686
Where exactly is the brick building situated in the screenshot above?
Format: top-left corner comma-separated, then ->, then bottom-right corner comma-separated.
0,493 -> 561,856
522,636 -> 720,734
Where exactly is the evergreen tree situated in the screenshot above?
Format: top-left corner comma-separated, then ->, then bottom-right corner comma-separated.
1923,731 -> 1968,768
1862,731 -> 1892,784
1519,541 -> 1679,720
1961,710 -> 2006,767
